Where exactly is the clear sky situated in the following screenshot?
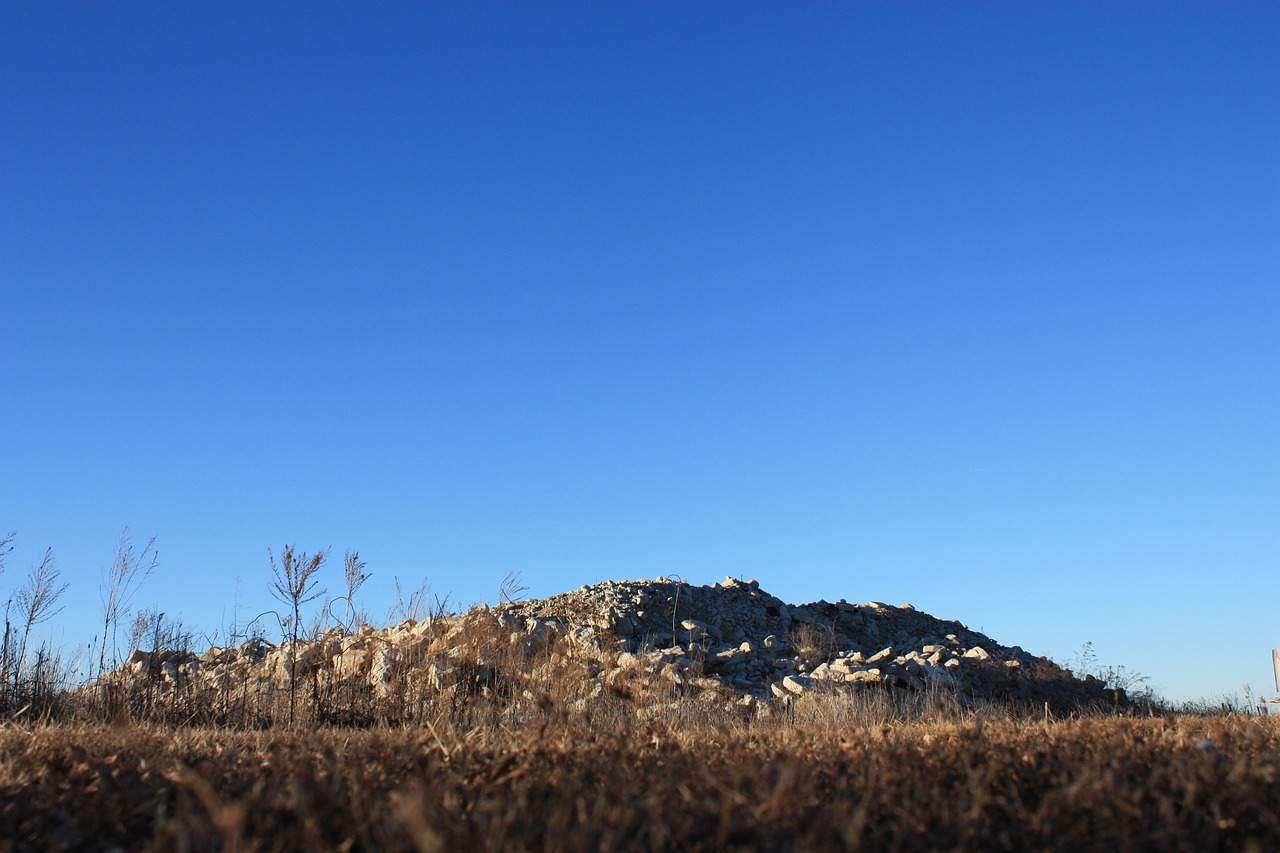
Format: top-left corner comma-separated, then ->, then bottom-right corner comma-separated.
2,2 -> 1276,703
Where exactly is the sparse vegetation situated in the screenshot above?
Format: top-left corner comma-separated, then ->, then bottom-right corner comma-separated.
1068,640 -> 1155,703
790,620 -> 838,666
268,545 -> 329,728
2,706 -> 1278,850
11,547 -> 68,690
1,536 -> 73,717
341,549 -> 371,631
0,527 -> 1276,849
387,575 -> 451,625
97,527 -> 159,680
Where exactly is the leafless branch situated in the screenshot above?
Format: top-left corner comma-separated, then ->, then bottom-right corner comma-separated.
15,548 -> 69,683
268,544 -> 328,727
0,530 -> 15,578
99,527 -> 159,676
343,549 -> 370,628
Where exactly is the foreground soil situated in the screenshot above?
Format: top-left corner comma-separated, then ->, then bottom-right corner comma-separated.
2,714 -> 1277,852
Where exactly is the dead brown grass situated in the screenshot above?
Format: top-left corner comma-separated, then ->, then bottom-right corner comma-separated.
2,710 -> 1277,851
3,608 -> 1274,849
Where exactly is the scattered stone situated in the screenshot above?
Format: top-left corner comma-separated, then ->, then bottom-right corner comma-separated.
782,675 -> 814,696
867,647 -> 895,665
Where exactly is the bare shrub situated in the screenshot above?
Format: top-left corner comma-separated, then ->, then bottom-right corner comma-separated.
269,545 -> 328,727
0,545 -> 70,714
1068,640 -> 1154,703
387,576 -> 450,624
789,621 -> 837,665
98,528 -> 158,678
13,548 -> 68,687
342,549 -> 371,629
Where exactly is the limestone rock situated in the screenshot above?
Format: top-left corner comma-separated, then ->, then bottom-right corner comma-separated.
96,575 -> 1119,714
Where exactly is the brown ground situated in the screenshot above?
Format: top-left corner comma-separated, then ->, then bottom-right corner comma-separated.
2,708 -> 1277,852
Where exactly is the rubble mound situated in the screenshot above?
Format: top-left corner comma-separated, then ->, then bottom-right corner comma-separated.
495,576 -> 1118,708
99,577 -> 1119,719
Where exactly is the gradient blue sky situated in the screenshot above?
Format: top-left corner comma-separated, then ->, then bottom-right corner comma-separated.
2,2 -> 1276,702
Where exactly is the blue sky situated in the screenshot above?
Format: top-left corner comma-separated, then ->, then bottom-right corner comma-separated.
1,2 -> 1276,702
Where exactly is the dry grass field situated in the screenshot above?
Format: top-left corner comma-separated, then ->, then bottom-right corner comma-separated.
0,562 -> 1274,850
2,702 -> 1278,851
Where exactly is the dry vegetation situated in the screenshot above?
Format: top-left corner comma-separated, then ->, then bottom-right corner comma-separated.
2,613 -> 1278,851
2,707 -> 1278,851
1,536 -> 1277,850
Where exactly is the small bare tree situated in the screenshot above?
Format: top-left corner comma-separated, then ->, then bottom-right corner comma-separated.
269,545 -> 328,727
13,548 -> 68,691
343,549 -> 370,630
99,527 -> 159,677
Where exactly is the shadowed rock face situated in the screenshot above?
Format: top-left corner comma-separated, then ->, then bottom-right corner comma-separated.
494,577 -> 1118,708
101,577 -> 1120,714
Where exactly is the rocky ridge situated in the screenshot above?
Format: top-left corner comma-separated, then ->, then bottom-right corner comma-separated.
103,577 -> 1120,715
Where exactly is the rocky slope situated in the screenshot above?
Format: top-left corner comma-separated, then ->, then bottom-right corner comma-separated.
101,577 -> 1121,717
493,576 -> 1118,707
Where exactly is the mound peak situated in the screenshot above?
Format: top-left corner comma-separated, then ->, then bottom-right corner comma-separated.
492,576 -> 1115,708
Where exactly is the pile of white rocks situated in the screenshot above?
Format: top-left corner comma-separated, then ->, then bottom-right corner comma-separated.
102,577 -> 1120,713
494,577 -> 1119,709
105,616 -> 516,709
